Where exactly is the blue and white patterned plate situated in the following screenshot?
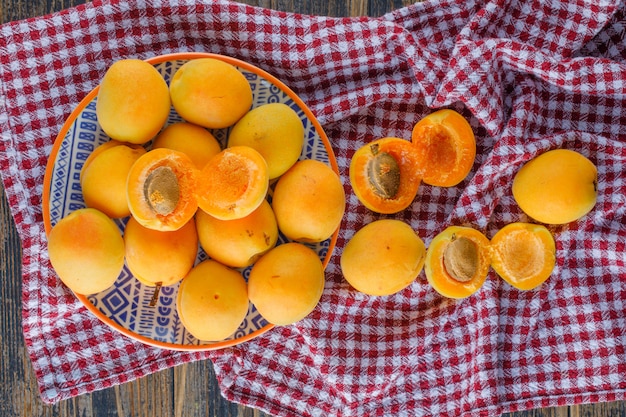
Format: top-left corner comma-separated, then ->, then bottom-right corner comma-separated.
43,52 -> 338,351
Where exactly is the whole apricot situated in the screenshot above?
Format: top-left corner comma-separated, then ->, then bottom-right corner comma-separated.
228,103 -> 304,179
411,109 -> 476,187
248,242 -> 325,326
196,200 -> 278,268
124,216 -> 198,287
47,208 -> 124,295
169,58 -> 253,129
491,222 -> 556,291
152,122 -> 222,169
272,159 -> 345,243
340,219 -> 426,296
512,149 -> 597,224
96,59 -> 171,144
80,142 -> 146,218
424,226 -> 491,299
177,260 -> 249,341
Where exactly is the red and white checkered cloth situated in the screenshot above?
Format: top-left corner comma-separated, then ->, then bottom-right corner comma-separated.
1,0 -> 626,415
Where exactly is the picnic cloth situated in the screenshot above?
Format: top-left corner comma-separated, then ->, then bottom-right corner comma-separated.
1,0 -> 626,415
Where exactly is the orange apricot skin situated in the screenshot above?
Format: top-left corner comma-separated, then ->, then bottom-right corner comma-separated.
424,226 -> 491,299
411,109 -> 476,187
195,146 -> 269,221
491,222 -> 556,291
47,208 -> 124,295
126,148 -> 199,231
152,122 -> 222,169
349,137 -> 421,214
124,216 -> 198,287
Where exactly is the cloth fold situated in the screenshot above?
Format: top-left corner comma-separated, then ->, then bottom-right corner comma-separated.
1,0 -> 626,415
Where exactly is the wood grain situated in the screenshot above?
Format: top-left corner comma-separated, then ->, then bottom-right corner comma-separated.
0,0 -> 624,416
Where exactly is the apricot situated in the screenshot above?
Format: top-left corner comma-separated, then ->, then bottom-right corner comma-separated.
340,219 -> 426,296
169,58 -> 253,129
47,208 -> 124,295
512,149 -> 597,224
227,103 -> 304,179
80,142 -> 146,218
151,122 -> 222,169
177,260 -> 249,341
491,222 -> 556,291
124,216 -> 198,287
248,242 -> 325,326
424,226 -> 491,299
195,146 -> 269,221
349,137 -> 422,214
127,148 -> 199,231
96,59 -> 171,144
272,159 -> 345,243
196,200 -> 278,268
411,109 -> 476,187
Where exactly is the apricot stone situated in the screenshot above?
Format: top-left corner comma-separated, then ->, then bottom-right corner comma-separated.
272,159 -> 345,243
340,219 -> 426,296
512,149 -> 597,224
196,199 -> 278,268
96,59 -> 171,144
177,260 -> 249,341
124,216 -> 198,287
227,103 -> 304,179
169,58 -> 253,129
248,242 -> 325,326
152,122 -> 222,169
47,208 -> 124,295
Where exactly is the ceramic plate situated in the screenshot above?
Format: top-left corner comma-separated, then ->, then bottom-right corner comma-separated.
42,52 -> 338,351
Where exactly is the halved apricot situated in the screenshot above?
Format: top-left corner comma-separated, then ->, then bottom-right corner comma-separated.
424,226 -> 491,299
490,222 -> 556,291
411,109 -> 476,187
349,137 -> 422,214
127,148 -> 198,231
195,146 -> 269,220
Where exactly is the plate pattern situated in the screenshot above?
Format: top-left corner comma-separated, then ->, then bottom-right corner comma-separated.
47,56 -> 334,349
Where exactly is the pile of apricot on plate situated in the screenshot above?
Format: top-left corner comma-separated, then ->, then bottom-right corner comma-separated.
47,56 -> 346,342
350,109 -> 476,214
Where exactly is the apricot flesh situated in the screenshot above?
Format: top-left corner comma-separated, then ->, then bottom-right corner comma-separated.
47,208 -> 124,295
512,149 -> 597,224
424,226 -> 491,299
272,159 -> 345,243
124,216 -> 198,287
411,109 -> 476,187
340,219 -> 426,296
349,137 -> 421,214
196,199 -> 278,268
227,103 -> 304,179
491,222 -> 556,291
96,59 -> 171,144
169,58 -> 253,129
248,242 -> 325,326
152,122 -> 222,169
177,260 -> 249,341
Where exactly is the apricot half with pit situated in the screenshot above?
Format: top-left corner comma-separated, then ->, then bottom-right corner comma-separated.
96,59 -> 171,145
248,242 -> 325,326
169,58 -> 253,129
424,226 -> 491,299
349,137 -> 422,214
127,148 -> 199,231
272,159 -> 345,243
195,146 -> 269,221
491,222 -> 556,291
512,149 -> 597,224
196,199 -> 278,268
177,260 -> 249,341
340,219 -> 426,296
411,109 -> 476,187
47,208 -> 124,295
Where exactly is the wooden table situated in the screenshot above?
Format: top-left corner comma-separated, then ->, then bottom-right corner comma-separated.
1,1 -> 625,416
